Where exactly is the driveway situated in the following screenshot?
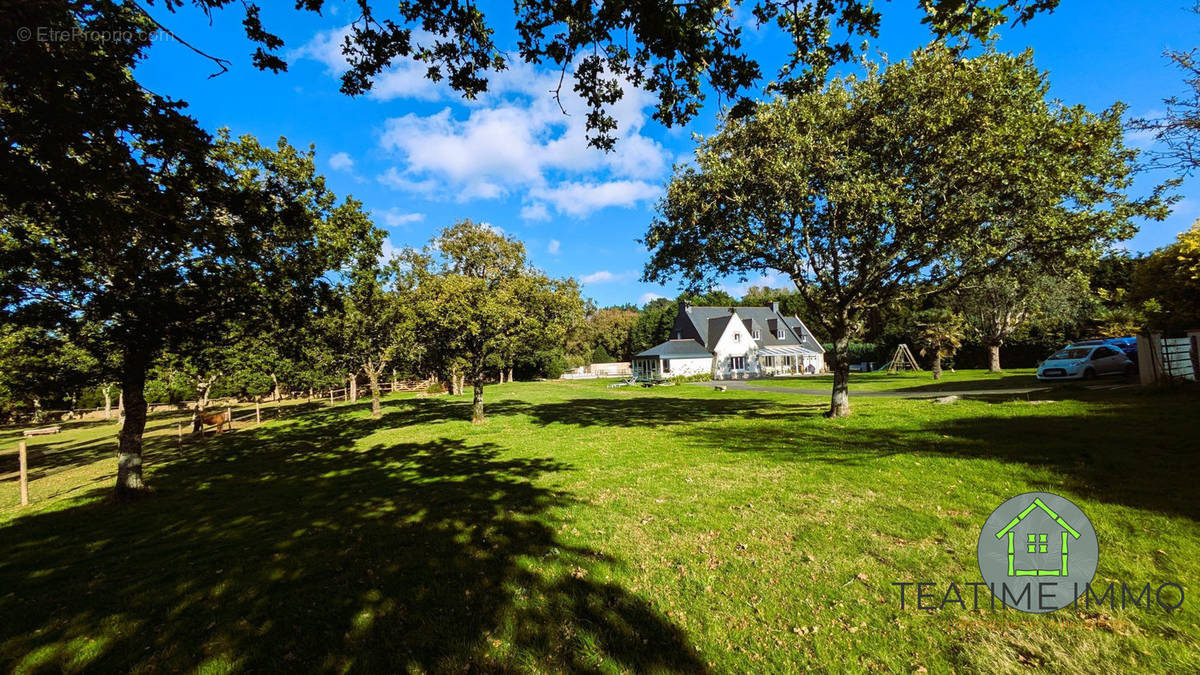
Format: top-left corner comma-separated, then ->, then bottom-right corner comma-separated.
692,380 -> 1135,398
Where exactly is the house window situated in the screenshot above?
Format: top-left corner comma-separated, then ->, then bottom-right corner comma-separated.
782,355 -> 794,367
729,356 -> 746,370
753,330 -> 760,339
777,330 -> 785,339
762,356 -> 775,367
733,333 -> 740,342
663,359 -> 671,373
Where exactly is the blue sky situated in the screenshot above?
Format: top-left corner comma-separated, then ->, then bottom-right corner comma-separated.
133,1 -> 1199,307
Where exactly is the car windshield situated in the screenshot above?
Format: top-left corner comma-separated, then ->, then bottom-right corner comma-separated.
1050,348 -> 1092,361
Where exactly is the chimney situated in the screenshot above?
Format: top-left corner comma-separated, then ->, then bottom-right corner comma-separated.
767,301 -> 779,314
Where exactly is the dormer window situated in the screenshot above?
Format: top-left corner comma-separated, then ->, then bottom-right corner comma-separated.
753,330 -> 760,340
733,333 -> 740,342
777,330 -> 785,339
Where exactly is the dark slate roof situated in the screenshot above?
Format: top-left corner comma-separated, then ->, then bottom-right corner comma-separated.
706,315 -> 735,346
669,304 -> 825,353
733,308 -> 798,347
634,339 -> 712,359
784,317 -> 825,353
669,306 -> 738,346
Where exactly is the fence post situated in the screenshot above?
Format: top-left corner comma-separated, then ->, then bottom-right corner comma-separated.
225,407 -> 232,433
255,401 -> 261,426
18,441 -> 29,507
329,390 -> 334,406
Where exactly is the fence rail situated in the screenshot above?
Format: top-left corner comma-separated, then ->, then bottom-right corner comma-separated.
4,380 -> 435,509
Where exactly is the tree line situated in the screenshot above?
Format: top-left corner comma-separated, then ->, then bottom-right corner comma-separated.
7,0 -> 1199,496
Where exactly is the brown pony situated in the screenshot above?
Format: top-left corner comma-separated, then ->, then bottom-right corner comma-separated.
197,410 -> 230,434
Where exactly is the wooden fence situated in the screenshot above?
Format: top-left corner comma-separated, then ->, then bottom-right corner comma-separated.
5,379 -> 434,509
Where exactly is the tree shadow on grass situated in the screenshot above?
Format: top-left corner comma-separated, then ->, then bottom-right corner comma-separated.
0,412 -> 704,672
678,397 -> 1200,520
513,396 -> 826,428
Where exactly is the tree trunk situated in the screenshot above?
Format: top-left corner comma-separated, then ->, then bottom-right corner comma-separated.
349,373 -> 357,402
367,368 -> 381,418
827,328 -> 852,418
507,367 -> 514,383
471,377 -> 485,423
271,372 -> 281,402
115,349 -> 149,497
191,383 -> 212,434
987,343 -> 1002,373
932,348 -> 944,380
102,385 -> 112,420
118,390 -> 125,425
498,368 -> 505,384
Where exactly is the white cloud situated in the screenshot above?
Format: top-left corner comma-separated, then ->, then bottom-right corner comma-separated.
377,167 -> 439,194
1125,109 -> 1164,149
580,270 -> 635,284
372,58 -> 669,214
295,26 -> 673,216
521,203 -> 551,222
375,208 -> 425,227
530,180 -> 660,217
581,270 -> 617,284
379,237 -> 401,263
291,26 -> 447,102
638,292 -> 665,304
547,239 -> 560,254
329,151 -> 355,172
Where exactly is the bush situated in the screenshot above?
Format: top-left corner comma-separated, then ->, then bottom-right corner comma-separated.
669,373 -> 711,385
820,342 -> 885,365
144,379 -> 172,404
425,381 -> 445,395
542,354 -> 568,379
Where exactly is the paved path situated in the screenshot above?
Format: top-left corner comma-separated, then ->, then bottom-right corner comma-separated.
693,380 -> 1068,398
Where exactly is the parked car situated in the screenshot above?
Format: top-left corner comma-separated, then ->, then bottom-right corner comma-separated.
1036,344 -> 1133,381
1070,336 -> 1137,358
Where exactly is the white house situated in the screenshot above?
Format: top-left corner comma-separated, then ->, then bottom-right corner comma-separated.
631,302 -> 825,379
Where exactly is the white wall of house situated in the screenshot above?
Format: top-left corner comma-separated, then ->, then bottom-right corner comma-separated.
663,357 -> 711,376
711,313 -> 759,379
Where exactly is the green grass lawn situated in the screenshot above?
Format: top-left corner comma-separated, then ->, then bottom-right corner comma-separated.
764,368 -> 1047,392
1,380 -> 1197,673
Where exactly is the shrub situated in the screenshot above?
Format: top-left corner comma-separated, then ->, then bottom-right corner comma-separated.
669,373 -> 712,385
425,381 -> 445,395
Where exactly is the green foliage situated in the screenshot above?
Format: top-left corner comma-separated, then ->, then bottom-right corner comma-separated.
644,45 -> 1171,414
2,16 -> 377,489
668,373 -> 712,384
425,381 -> 446,395
1131,220 -> 1200,331
821,342 -> 883,365
953,259 -> 1091,369
404,221 -> 584,420
630,298 -> 680,356
158,0 -> 1060,149
0,326 -> 99,412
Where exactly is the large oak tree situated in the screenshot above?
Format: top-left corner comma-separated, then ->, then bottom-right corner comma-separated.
643,45 -> 1171,417
406,221 -> 583,423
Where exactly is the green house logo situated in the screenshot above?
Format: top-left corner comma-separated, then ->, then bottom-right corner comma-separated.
994,497 -> 1081,577
977,492 -> 1098,613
